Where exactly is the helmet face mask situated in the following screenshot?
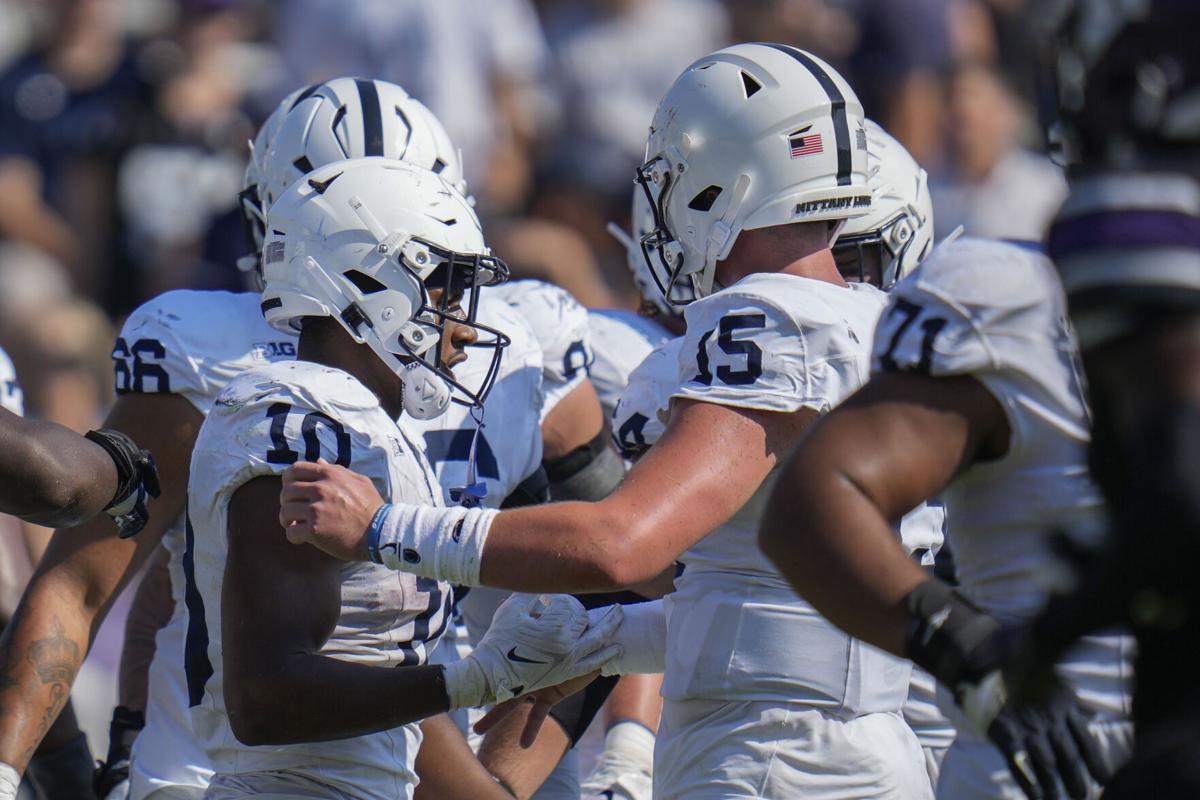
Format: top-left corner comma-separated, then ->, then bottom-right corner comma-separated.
262,159 -> 508,420
832,120 -> 933,290
635,157 -> 694,306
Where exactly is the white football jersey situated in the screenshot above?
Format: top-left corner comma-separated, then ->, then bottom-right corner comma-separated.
586,309 -> 672,419
660,273 -> 912,714
187,361 -> 448,797
488,280 -> 593,420
611,336 -> 682,460
402,294 -> 545,509
873,238 -> 1133,721
118,290 -> 295,796
0,347 -> 22,416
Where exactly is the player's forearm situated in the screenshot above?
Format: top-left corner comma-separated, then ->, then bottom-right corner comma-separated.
366,500 -> 647,593
225,654 -> 451,746
414,714 -> 514,800
0,588 -> 92,770
118,547 -> 174,711
0,411 -> 116,526
0,518 -> 150,768
479,503 -> 649,593
760,467 -> 926,656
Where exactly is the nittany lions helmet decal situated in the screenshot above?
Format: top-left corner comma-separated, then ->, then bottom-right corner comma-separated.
637,42 -> 872,305
834,120 -> 934,290
261,158 -> 508,420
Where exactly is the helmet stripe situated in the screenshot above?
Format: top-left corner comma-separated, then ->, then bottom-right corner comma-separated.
763,44 -> 852,187
355,78 -> 385,157
288,83 -> 321,111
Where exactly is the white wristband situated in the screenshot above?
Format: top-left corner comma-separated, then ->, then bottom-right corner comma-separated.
590,600 -> 667,676
0,762 -> 20,800
372,503 -> 498,586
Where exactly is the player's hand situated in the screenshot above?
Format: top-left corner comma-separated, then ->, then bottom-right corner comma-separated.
86,428 -> 161,538
279,460 -> 381,560
963,676 -> 1112,800
443,594 -> 622,710
904,579 -> 1111,800
474,670 -> 601,748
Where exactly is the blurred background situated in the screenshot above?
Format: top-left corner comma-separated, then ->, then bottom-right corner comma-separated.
0,0 -> 1059,754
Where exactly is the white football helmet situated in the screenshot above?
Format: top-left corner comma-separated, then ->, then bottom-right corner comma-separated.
238,86 -> 308,276
261,158 -> 508,420
606,184 -> 694,317
261,77 -> 466,212
833,120 -> 934,289
240,78 -> 466,280
637,42 -> 873,305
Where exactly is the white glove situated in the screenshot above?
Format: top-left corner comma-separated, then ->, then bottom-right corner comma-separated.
443,593 -> 623,709
588,600 -> 666,677
581,720 -> 655,800
0,762 -> 19,800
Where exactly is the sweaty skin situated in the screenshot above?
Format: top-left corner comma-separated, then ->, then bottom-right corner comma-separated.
282,397 -> 819,592
0,407 -> 120,528
758,371 -> 1009,654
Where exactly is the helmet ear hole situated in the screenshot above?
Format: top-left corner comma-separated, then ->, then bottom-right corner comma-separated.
343,269 -> 388,295
688,185 -> 723,211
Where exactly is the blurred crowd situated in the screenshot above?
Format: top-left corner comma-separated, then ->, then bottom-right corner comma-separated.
0,0 -> 1058,749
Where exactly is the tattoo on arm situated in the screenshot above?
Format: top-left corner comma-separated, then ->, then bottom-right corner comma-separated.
0,605 -> 82,764
26,617 -> 79,758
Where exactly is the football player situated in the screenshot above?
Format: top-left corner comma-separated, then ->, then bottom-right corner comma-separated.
758,237 -> 1135,799
280,44 -> 935,798
189,156 -> 619,798
1007,2 -> 1200,795
0,348 -> 102,800
0,78 -> 538,800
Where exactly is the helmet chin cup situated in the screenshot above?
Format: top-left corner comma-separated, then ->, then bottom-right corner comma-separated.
402,360 -> 452,420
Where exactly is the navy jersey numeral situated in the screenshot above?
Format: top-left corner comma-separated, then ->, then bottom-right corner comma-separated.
562,340 -> 591,380
397,576 -> 451,666
878,299 -> 947,375
112,337 -> 171,394
693,313 -> 766,386
615,412 -> 650,458
264,403 -> 352,466
422,429 -> 500,479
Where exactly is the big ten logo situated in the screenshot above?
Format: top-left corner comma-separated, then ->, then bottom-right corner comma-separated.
252,341 -> 297,360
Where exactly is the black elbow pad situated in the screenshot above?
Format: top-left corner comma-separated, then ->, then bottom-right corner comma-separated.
543,429 -> 624,502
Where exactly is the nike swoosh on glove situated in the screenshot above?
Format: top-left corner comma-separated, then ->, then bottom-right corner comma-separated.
904,579 -> 1112,800
443,593 -> 623,709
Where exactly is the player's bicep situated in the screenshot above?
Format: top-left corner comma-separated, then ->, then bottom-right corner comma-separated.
611,398 -> 812,553
223,477 -> 342,672
814,372 -> 1009,521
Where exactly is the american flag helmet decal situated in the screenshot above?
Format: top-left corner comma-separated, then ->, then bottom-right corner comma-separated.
789,126 -> 824,158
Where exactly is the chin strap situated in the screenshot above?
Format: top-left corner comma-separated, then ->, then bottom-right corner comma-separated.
449,404 -> 488,508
